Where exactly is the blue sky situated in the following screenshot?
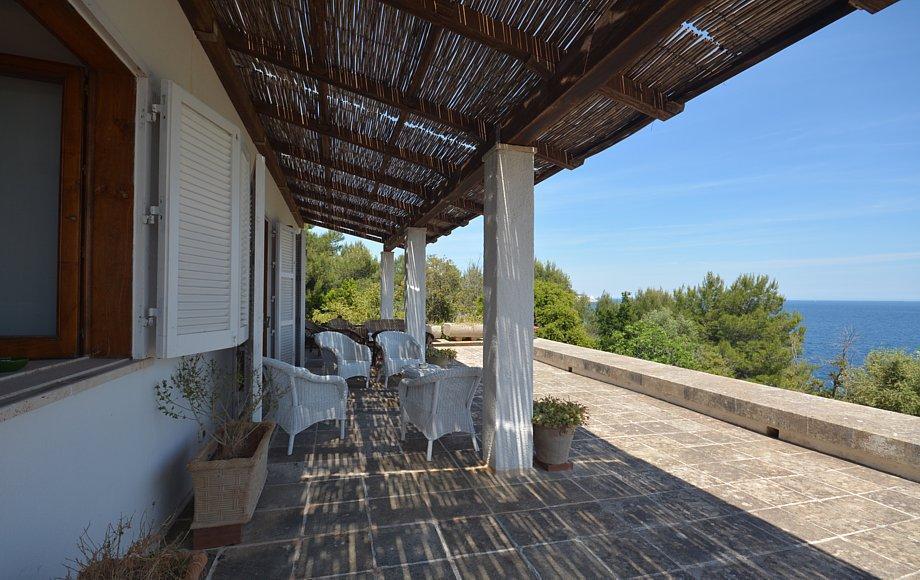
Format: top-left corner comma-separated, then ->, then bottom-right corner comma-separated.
324,3 -> 920,301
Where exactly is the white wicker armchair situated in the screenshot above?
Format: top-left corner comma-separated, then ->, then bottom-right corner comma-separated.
314,331 -> 372,386
263,357 -> 349,454
377,330 -> 424,385
399,366 -> 482,461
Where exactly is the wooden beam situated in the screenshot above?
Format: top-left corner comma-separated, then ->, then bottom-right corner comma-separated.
507,0 -> 711,145
300,207 -> 394,236
300,215 -> 386,243
291,183 -> 408,221
533,142 -> 581,170
255,101 -> 459,176
309,0 -> 332,186
598,75 -> 683,121
272,139 -> 433,200
286,169 -> 418,212
177,0 -> 303,227
221,27 -> 489,140
295,192 -> 401,227
848,0 -> 897,13
411,0 -> 710,229
375,0 -> 560,77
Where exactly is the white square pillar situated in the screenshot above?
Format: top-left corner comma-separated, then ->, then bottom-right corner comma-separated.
405,227 -> 427,355
482,143 -> 535,471
380,250 -> 395,319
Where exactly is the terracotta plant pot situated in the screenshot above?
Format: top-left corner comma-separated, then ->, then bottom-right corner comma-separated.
184,551 -> 209,579
533,425 -> 576,465
188,421 -> 275,530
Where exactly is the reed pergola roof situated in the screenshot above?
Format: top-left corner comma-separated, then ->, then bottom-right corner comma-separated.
179,0 -> 895,248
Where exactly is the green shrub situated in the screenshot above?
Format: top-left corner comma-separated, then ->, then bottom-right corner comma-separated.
426,346 -> 457,366
843,349 -> 920,416
533,396 -> 589,429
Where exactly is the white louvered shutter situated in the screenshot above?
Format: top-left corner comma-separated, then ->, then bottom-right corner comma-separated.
239,152 -> 252,342
156,80 -> 242,359
274,224 -> 297,363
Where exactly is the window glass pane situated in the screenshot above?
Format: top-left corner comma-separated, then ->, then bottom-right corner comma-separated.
0,75 -> 62,336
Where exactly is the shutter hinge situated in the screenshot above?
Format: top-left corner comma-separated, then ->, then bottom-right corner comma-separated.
144,103 -> 162,123
143,205 -> 161,225
143,307 -> 159,327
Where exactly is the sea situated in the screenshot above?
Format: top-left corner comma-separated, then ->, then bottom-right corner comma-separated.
786,300 -> 920,382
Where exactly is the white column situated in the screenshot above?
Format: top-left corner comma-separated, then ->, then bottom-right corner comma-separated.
380,250 -> 395,319
405,227 -> 427,356
251,155 -> 266,422
482,143 -> 535,472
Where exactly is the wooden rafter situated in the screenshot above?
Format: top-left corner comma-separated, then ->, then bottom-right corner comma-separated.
178,0 -> 303,227
300,207 -> 394,236
295,192 -> 401,228
300,214 -> 386,243
287,171 -> 417,211
404,0 -> 712,236
598,75 -> 683,121
375,0 -> 560,77
221,27 -> 488,141
255,101 -> 459,176
272,139 -> 433,200
309,0 -> 332,186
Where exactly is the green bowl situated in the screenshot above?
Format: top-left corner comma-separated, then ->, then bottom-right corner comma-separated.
0,357 -> 28,373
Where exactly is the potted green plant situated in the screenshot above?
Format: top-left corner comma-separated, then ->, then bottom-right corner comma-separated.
67,515 -> 208,579
156,355 -> 283,548
425,346 -> 457,367
532,396 -> 589,469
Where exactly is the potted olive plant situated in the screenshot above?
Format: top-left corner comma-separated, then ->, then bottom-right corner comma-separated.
156,355 -> 282,548
532,396 -> 589,470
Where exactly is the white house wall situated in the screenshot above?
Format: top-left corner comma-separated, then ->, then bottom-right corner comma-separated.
0,1 -> 299,577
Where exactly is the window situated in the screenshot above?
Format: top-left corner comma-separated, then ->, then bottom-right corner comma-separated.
0,54 -> 83,359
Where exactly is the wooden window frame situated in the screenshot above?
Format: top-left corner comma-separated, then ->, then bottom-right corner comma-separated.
11,0 -> 137,359
0,54 -> 84,359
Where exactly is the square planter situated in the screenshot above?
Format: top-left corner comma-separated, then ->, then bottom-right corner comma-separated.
188,421 -> 275,531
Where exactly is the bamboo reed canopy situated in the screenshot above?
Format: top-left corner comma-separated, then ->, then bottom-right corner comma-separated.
179,0 -> 895,248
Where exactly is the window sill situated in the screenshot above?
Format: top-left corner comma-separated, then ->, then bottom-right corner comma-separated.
0,357 -> 151,422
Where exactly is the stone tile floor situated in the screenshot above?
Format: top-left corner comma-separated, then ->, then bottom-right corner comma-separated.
174,347 -> 920,578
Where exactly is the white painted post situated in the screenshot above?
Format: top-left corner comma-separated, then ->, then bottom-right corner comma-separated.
405,227 -> 427,357
380,250 -> 395,319
482,143 -> 535,471
251,155 -> 266,422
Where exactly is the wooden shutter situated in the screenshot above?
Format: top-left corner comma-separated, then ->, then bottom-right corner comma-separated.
156,80 -> 242,359
274,224 -> 297,364
239,152 -> 252,342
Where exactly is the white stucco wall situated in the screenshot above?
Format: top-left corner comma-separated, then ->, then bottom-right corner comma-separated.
0,1 -> 299,577
0,354 -> 232,578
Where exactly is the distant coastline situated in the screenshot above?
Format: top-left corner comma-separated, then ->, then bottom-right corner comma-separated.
785,300 -> 920,381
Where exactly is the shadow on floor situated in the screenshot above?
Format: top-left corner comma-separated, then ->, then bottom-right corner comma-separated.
167,360 -> 913,579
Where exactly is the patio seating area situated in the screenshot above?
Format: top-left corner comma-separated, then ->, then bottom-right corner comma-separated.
172,348 -> 920,579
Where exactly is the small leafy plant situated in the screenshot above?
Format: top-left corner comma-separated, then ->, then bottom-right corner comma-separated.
426,346 -> 457,366
533,396 -> 589,429
66,515 -> 200,580
156,355 -> 284,460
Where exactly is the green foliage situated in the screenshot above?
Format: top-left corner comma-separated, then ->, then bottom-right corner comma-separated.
155,355 -> 284,460
533,396 -> 589,429
534,279 -> 595,347
603,309 -> 728,373
455,262 -> 484,322
535,260 -> 573,289
842,350 -> 920,416
426,346 -> 458,366
312,278 -> 380,324
426,256 -> 462,323
672,273 -> 812,389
